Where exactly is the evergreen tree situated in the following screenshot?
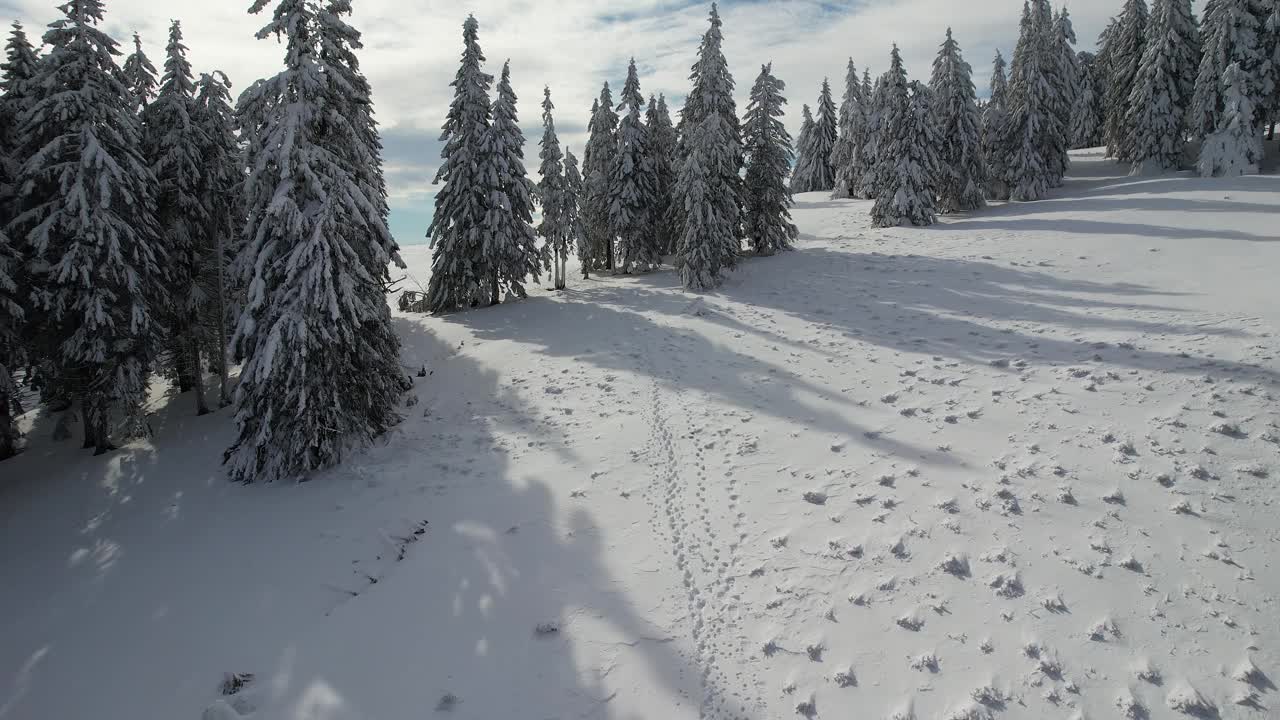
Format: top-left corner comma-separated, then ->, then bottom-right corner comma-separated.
1104,0 -> 1150,162
0,227 -> 20,458
14,0 -> 165,453
677,2 -> 743,256
1005,1 -> 1054,201
426,14 -> 493,311
1071,51 -> 1103,148
484,60 -> 541,303
121,32 -> 158,113
1188,0 -> 1267,139
610,58 -> 659,272
1093,18 -> 1119,139
192,70 -> 238,407
646,94 -> 679,255
814,79 -> 838,190
582,84 -> 618,273
143,20 -> 210,413
1198,62 -> 1264,174
1,22 -> 39,216
564,148 -> 589,279
791,103 -> 816,192
870,50 -> 940,227
228,0 -> 405,481
1128,0 -> 1201,173
1044,7 -> 1079,186
537,86 -> 568,290
983,50 -> 1011,200
831,59 -> 867,200
930,28 -> 986,213
743,62 -> 797,256
673,113 -> 737,289
857,75 -> 888,199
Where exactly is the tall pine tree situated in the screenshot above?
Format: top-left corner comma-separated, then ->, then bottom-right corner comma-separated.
983,50 -> 1011,200
15,0 -> 165,453
645,94 -> 679,255
1128,0 -> 1201,173
0,227 -> 20,458
930,28 -> 986,213
1188,0 -> 1268,140
792,79 -> 838,192
870,50 -> 941,227
537,86 -> 568,290
1044,7 -> 1079,186
228,0 -> 405,481
1198,61 -> 1264,174
743,62 -> 797,256
673,112 -> 737,289
564,148 -> 590,279
121,32 -> 157,113
791,103 -> 816,192
143,20 -> 209,412
483,60 -> 541,303
677,2 -> 742,258
610,58 -> 659,272
426,15 -> 493,311
831,59 -> 867,200
192,70 -> 238,407
1103,0 -> 1150,162
1005,1 -> 1053,201
582,84 -> 618,273
1,22 -> 39,217
1071,51 -> 1103,148
858,74 -> 888,199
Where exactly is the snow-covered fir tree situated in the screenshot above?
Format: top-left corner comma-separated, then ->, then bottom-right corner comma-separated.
483,60 -> 542,302
791,103 -> 816,192
673,112 -> 738,289
1005,0 -> 1054,201
857,74 -> 888,199
143,20 -> 210,412
228,0 -> 405,481
426,14 -> 494,311
743,62 -> 797,256
582,83 -> 618,273
1127,0 -> 1201,173
192,70 -> 237,407
610,58 -> 659,272
831,59 -> 867,200
1198,61 -> 1264,175
645,94 -> 679,255
121,32 -> 157,113
1043,6 -> 1079,186
870,49 -> 941,227
930,28 -> 986,213
537,86 -> 569,290
317,0 -> 408,434
983,50 -> 1012,200
792,79 -> 838,192
14,0 -> 165,453
676,2 -> 742,258
1188,0 -> 1267,140
564,147 -> 590,278
0,228 -> 20,458
1103,0 -> 1149,162
1071,51 -> 1103,148
1,22 -> 39,214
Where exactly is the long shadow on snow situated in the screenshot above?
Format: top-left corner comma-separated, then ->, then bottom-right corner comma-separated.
0,321 -> 731,719
722,245 -> 1276,385
444,278 -> 954,468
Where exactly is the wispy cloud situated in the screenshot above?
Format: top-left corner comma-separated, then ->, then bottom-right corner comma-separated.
0,0 -> 1125,243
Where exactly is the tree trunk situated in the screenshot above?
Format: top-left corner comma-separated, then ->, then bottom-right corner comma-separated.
214,227 -> 231,408
81,395 -> 95,450
606,237 -> 614,271
175,340 -> 196,393
490,272 -> 500,306
0,386 -> 16,460
191,336 -> 210,416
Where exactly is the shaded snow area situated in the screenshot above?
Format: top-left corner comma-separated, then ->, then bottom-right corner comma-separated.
3,152 -> 1280,720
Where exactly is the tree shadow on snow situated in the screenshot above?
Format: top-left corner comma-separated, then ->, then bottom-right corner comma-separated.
0,320 -> 744,719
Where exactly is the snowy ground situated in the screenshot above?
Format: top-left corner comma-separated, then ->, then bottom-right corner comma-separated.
2,151 -> 1280,720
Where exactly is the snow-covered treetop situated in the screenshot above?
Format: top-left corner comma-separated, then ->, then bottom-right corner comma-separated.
2,22 -> 39,93
158,20 -> 195,98
122,31 -> 157,111
621,57 -> 643,110
990,50 -> 1009,107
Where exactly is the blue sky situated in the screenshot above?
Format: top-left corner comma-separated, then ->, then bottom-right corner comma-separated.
0,0 -> 1128,245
